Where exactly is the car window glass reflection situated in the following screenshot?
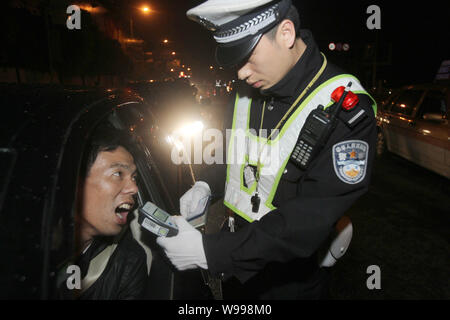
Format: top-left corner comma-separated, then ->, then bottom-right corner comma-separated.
418,90 -> 447,120
391,90 -> 423,116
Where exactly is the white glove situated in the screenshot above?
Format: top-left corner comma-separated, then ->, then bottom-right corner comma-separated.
180,181 -> 211,221
156,216 -> 208,271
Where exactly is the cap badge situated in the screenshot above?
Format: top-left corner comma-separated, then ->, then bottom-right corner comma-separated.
198,16 -> 218,31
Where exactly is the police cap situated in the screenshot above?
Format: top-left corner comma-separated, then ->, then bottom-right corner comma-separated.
187,0 -> 292,67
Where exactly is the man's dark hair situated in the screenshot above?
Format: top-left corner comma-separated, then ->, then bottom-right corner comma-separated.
266,5 -> 301,40
80,125 -> 134,179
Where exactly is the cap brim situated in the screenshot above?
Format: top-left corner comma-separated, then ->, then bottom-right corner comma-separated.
215,34 -> 262,68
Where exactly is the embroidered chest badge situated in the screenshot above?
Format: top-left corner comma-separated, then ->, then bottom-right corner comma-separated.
332,140 -> 369,184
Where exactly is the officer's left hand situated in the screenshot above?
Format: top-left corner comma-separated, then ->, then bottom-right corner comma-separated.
156,216 -> 208,271
180,181 -> 211,221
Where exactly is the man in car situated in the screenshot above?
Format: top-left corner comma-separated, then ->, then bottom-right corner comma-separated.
58,125 -> 148,299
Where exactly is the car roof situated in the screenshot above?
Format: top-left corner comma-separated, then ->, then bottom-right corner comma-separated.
401,82 -> 449,91
1,84 -> 114,146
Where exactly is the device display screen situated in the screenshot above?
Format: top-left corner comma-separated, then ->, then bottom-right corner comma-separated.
152,209 -> 169,222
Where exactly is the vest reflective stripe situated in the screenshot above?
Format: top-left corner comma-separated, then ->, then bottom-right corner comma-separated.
224,74 -> 374,222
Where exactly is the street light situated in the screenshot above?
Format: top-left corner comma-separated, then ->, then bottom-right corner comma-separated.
130,5 -> 151,38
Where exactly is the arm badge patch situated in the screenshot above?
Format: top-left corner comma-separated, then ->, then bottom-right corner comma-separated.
332,140 -> 369,184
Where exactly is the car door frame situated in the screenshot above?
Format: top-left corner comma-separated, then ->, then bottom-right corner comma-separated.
409,88 -> 450,178
382,87 -> 426,162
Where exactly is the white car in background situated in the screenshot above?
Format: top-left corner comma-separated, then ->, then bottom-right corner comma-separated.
376,83 -> 449,179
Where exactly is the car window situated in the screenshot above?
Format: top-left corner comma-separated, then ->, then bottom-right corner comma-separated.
390,89 -> 424,116
381,91 -> 401,112
417,90 -> 448,120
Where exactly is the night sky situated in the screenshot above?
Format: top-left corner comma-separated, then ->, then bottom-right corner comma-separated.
128,0 -> 450,86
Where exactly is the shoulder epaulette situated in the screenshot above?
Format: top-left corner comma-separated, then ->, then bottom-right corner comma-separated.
338,94 -> 373,128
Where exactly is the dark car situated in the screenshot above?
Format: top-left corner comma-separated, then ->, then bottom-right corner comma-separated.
0,84 -> 211,299
376,83 -> 449,178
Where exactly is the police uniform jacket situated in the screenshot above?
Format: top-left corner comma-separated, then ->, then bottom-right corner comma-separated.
203,29 -> 377,285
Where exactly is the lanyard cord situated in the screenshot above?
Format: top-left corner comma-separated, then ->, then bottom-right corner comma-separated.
261,52 -> 327,140
255,52 -> 328,184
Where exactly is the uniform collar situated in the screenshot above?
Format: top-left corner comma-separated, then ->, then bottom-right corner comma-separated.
261,29 -> 323,104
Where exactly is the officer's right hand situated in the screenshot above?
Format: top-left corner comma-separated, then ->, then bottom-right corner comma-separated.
156,216 -> 208,270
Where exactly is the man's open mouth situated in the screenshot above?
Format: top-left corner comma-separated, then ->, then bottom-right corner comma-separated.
115,202 -> 134,223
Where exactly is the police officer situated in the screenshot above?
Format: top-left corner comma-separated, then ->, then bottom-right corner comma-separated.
157,0 -> 377,299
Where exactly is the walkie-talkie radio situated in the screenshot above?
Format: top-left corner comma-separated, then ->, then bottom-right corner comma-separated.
290,82 -> 353,170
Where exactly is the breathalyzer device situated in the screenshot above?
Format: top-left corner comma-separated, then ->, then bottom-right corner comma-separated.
138,201 -> 179,237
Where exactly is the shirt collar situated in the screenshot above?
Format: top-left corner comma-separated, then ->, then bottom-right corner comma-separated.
261,29 -> 323,104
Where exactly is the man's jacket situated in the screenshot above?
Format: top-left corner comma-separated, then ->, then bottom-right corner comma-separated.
59,229 -> 148,300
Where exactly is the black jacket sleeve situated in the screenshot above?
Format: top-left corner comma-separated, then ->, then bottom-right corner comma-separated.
203,96 -> 377,283
116,236 -> 148,300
